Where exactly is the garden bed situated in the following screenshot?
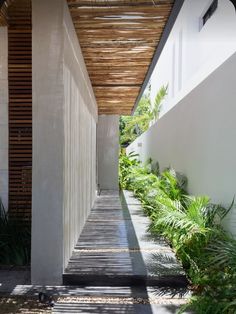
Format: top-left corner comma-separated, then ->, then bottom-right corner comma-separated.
119,152 -> 236,314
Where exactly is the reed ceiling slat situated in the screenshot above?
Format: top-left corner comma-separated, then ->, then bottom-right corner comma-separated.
67,0 -> 174,114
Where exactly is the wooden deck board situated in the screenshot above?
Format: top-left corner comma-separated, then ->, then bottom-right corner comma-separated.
63,190 -> 188,287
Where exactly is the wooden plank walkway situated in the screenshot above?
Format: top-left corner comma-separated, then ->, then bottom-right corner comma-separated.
56,191 -> 190,313
63,190 -> 187,287
53,302 -> 189,314
0,192 -> 190,313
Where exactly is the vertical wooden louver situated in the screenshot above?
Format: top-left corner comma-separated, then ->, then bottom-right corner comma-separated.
8,0 -> 32,221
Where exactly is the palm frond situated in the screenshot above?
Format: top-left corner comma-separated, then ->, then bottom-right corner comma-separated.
207,238 -> 236,269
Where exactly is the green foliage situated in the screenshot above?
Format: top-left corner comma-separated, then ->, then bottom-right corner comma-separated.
159,168 -> 187,201
119,93 -> 152,146
119,152 -> 140,189
119,153 -> 236,314
152,85 -> 168,121
208,237 -> 236,269
119,85 -> 168,146
119,113 -> 151,146
0,199 -> 31,266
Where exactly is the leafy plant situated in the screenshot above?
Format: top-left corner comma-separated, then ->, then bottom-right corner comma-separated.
119,152 -> 235,313
151,85 -> 168,121
119,93 -> 152,146
208,237 -> 236,269
119,85 -> 168,146
159,168 -> 187,201
0,199 -> 31,266
119,151 -> 140,189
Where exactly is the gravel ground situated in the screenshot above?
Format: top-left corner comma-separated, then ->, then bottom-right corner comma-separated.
0,294 -> 189,313
56,296 -> 188,305
0,297 -> 53,314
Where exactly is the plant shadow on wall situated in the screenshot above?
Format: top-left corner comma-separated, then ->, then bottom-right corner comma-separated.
0,199 -> 31,266
119,152 -> 236,314
119,85 -> 168,147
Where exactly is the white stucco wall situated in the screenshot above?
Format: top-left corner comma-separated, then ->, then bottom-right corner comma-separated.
150,0 -> 236,117
63,3 -> 97,270
0,27 -> 8,210
128,52 -> 236,236
31,0 -> 97,285
97,115 -> 119,190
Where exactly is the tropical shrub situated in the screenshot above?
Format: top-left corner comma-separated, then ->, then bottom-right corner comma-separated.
119,85 -> 168,146
0,199 -> 31,266
119,151 -> 140,189
119,152 -> 236,314
151,85 -> 168,122
119,94 -> 152,147
159,168 -> 187,201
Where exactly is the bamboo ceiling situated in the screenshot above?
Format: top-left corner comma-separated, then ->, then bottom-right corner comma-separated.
67,0 -> 174,115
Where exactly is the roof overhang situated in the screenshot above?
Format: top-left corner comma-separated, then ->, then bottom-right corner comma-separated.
67,0 -> 182,115
1,0 -> 186,115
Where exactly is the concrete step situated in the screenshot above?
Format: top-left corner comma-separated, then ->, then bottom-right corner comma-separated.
63,273 -> 188,287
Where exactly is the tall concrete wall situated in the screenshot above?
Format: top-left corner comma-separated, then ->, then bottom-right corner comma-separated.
97,115 -> 119,190
31,0 -> 65,285
63,3 -> 97,269
127,52 -> 236,236
31,0 -> 97,285
0,27 -> 8,210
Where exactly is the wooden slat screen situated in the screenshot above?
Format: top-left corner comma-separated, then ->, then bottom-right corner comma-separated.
8,0 -> 32,221
0,0 -> 14,26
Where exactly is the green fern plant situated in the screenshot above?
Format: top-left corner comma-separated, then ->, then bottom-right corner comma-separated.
159,168 -> 187,201
208,237 -> 236,269
119,151 -> 140,189
119,152 -> 235,314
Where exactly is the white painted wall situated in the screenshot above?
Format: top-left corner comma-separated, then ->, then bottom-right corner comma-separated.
128,52 -> 236,236
63,2 -> 97,270
150,0 -> 236,117
31,0 -> 65,285
97,115 -> 119,190
0,27 -> 8,210
31,0 -> 97,285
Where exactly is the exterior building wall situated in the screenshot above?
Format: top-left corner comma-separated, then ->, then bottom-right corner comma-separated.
127,52 -> 236,236
31,0 -> 97,285
63,2 -> 97,269
97,115 -> 119,190
0,27 -> 8,210
150,0 -> 236,117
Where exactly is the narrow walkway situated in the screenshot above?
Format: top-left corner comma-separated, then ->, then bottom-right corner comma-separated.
63,190 -> 187,287
0,192 -> 190,313
56,190 -> 190,313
